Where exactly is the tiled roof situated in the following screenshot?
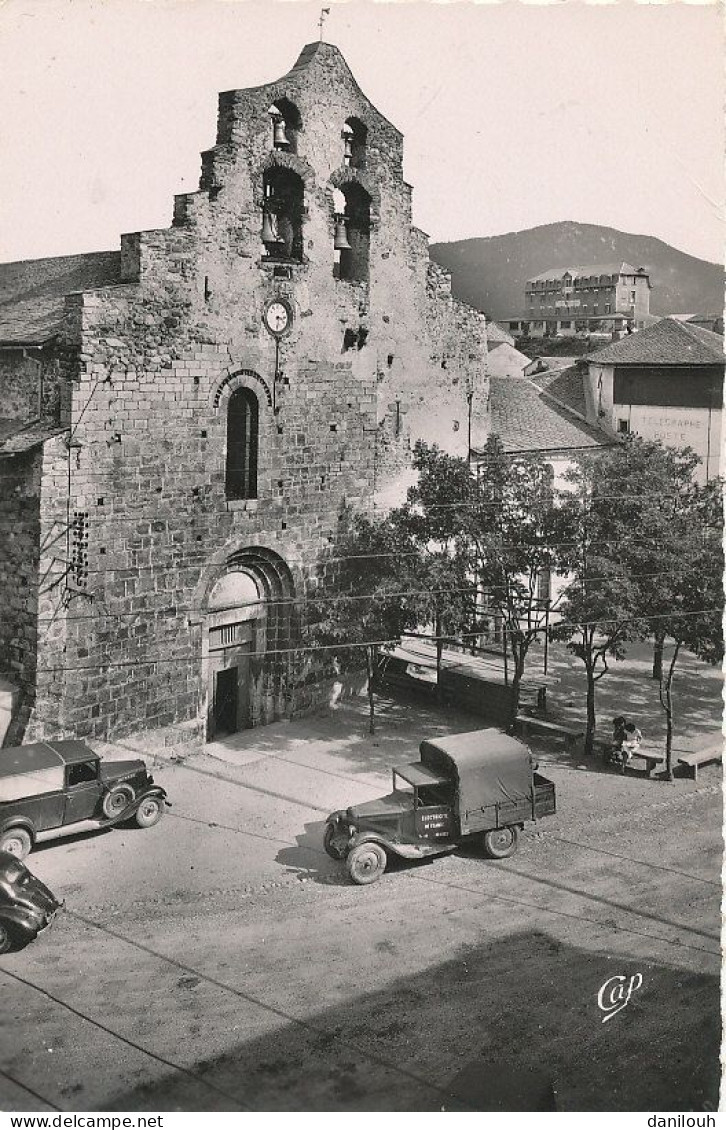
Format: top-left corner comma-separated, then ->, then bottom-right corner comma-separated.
486,320 -> 516,346
527,262 -> 646,283
483,376 -> 610,455
0,251 -> 121,345
0,419 -> 67,455
588,318 -> 725,365
528,364 -> 588,418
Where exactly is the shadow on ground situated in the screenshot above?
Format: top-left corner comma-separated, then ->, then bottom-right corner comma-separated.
91,927 -> 720,1112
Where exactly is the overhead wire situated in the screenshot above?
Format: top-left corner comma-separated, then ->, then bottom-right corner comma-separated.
32,564 -> 715,625
34,607 -> 723,675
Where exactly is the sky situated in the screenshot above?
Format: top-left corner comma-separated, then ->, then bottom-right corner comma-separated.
0,0 -> 723,265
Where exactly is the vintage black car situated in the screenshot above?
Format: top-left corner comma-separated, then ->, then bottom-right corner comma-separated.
0,740 -> 168,859
324,729 -> 556,884
0,850 -> 62,953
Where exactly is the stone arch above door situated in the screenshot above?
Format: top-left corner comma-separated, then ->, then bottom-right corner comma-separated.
203,547 -> 296,739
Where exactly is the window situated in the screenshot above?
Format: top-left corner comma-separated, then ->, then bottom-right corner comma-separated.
537,568 -> 552,602
342,117 -> 367,168
333,181 -> 372,282
267,98 -> 302,154
617,418 -> 630,434
67,761 -> 99,786
262,167 -> 305,262
605,303 -> 611,314
226,388 -> 259,500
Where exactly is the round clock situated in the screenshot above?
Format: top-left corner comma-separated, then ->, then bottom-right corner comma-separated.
263,299 -> 292,337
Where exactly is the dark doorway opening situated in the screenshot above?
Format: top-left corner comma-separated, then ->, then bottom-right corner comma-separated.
214,667 -> 239,736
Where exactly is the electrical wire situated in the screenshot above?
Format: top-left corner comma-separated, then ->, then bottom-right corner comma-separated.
33,607 -> 723,675
32,564 -> 716,625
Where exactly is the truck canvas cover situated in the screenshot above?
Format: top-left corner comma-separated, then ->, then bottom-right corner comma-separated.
419,729 -> 532,833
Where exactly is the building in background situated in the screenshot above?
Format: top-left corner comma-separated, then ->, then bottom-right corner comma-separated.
0,42 -> 488,751
501,262 -> 652,339
584,318 -> 723,481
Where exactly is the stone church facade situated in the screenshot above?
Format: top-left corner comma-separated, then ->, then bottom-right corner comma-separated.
0,42 -> 488,753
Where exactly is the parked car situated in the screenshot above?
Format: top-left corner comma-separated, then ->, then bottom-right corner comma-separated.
0,740 -> 169,859
0,850 -> 62,953
324,728 -> 556,884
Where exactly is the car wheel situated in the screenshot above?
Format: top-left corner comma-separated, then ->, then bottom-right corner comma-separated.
482,826 -> 519,859
323,823 -> 344,860
134,797 -> 163,828
346,842 -> 387,885
0,919 -> 17,954
102,784 -> 135,819
0,828 -> 32,860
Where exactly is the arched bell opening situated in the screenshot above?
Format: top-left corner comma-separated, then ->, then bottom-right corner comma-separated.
204,549 -> 296,739
332,182 -> 371,283
342,117 -> 367,169
261,166 -> 305,262
268,98 -> 302,155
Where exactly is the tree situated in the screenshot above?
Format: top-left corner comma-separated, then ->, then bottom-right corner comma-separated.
552,442 -> 652,756
638,475 -> 724,778
471,436 -> 574,732
554,435 -> 720,762
304,510 -> 414,734
391,442 -> 477,695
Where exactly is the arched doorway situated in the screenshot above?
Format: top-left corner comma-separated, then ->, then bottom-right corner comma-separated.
204,548 -> 295,740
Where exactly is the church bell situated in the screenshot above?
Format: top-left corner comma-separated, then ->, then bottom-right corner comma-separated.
261,210 -> 278,244
272,114 -> 290,149
342,128 -> 354,164
333,214 -> 351,251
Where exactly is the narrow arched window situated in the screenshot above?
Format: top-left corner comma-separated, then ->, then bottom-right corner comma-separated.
226,388 -> 259,500
342,117 -> 367,169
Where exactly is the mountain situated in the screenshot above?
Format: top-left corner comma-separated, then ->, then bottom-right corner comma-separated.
429,222 -> 724,320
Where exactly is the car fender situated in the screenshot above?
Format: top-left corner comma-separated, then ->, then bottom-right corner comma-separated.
104,785 -> 170,828
0,818 -> 35,843
0,904 -> 45,938
348,830 -> 452,861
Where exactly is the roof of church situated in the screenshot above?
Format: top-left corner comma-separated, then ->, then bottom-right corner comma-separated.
0,251 -> 121,345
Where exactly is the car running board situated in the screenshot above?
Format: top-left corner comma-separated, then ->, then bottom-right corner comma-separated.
35,818 -> 112,843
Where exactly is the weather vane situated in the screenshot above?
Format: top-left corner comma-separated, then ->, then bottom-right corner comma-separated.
318,7 -> 330,41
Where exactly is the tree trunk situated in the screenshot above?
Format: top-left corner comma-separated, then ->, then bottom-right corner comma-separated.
365,646 -> 376,735
661,642 -> 681,781
435,609 -> 444,703
584,662 -> 597,757
507,649 -> 526,735
652,632 -> 665,681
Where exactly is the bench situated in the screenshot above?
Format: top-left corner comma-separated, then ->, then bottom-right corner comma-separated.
676,746 -> 723,782
515,715 -> 585,749
631,748 -> 665,779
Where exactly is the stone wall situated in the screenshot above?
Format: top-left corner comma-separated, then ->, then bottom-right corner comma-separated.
6,42 -> 489,748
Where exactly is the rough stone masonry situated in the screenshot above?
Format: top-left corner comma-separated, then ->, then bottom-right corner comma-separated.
0,41 -> 489,754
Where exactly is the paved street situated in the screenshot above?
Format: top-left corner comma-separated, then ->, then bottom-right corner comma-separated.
0,694 -> 722,1112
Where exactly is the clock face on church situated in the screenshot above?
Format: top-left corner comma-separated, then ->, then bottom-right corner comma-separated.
263,299 -> 292,336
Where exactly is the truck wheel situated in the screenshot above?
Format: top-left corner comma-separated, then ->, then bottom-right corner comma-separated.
482,826 -> 519,859
135,797 -> 163,828
347,842 -> 386,885
323,823 -> 344,860
0,828 -> 32,860
102,784 -> 135,819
